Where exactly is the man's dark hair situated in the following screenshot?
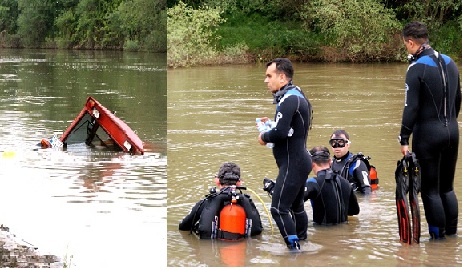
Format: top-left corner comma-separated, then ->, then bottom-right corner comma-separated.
309,146 -> 331,165
402,21 -> 429,44
331,129 -> 350,140
266,58 -> 294,80
216,162 -> 241,185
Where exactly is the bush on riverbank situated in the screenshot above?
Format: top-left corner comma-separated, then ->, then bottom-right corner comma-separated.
167,1 -> 251,68
0,0 -> 166,52
167,0 -> 462,68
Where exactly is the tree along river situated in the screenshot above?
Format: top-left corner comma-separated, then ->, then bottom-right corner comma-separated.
0,49 -> 166,268
167,62 -> 462,267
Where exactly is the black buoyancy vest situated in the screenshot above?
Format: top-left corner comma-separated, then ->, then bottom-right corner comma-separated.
196,188 -> 262,240
341,153 -> 379,189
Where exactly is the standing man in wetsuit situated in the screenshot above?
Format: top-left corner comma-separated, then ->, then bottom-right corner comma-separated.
258,58 -> 312,250
330,130 -> 372,195
398,21 -> 461,239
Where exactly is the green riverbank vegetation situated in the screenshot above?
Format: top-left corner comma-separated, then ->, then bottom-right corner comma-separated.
167,0 -> 462,68
0,0 -> 166,52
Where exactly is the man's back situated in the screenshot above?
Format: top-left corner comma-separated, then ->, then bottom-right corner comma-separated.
179,187 -> 263,239
305,169 -> 359,225
404,51 -> 460,125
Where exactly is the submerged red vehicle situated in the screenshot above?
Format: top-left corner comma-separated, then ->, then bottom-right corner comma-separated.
40,96 -> 144,155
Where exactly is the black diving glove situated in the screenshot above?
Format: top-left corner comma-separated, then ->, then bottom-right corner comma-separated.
263,178 -> 275,196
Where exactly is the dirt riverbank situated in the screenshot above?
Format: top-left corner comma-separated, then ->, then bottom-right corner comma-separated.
0,225 -> 63,268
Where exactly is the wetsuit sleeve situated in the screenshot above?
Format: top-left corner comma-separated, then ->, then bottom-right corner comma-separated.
400,64 -> 422,145
353,160 -> 372,195
243,194 -> 264,236
262,95 -> 299,143
304,177 -> 319,202
178,200 -> 204,231
456,74 -> 461,117
348,189 -> 360,216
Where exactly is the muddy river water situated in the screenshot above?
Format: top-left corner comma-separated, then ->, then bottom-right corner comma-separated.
0,49 -> 166,268
167,62 -> 462,267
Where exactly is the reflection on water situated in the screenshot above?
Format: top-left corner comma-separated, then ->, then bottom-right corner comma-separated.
0,49 -> 166,268
167,63 -> 462,267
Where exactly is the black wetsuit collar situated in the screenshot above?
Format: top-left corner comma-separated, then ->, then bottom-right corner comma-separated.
409,44 -> 432,63
417,46 -> 434,59
318,168 -> 334,180
273,81 -> 294,104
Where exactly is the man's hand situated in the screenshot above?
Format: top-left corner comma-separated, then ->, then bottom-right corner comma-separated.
263,178 -> 275,195
260,117 -> 269,123
258,132 -> 266,146
401,145 -> 409,156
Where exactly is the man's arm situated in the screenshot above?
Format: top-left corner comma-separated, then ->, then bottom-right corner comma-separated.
179,200 -> 204,231
399,65 -> 421,145
262,95 -> 297,143
243,194 -> 264,236
347,188 -> 360,215
353,160 -> 372,195
304,177 -> 320,202
455,73 -> 461,117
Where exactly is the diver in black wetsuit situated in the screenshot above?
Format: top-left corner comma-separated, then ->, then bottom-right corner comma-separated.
305,146 -> 360,224
258,58 -> 312,250
399,21 -> 461,239
264,146 -> 359,225
329,130 -> 372,195
178,162 -> 263,239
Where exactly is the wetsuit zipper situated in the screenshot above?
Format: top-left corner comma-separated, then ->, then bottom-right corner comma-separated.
434,52 -> 452,146
432,51 -> 449,127
438,58 -> 448,127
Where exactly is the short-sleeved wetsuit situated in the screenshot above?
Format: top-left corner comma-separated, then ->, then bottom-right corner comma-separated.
261,81 -> 312,244
399,47 -> 461,236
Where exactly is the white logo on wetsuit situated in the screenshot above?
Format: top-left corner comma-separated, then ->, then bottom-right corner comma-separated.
276,112 -> 283,124
288,128 -> 293,137
362,171 -> 370,185
275,112 -> 294,137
